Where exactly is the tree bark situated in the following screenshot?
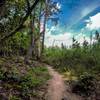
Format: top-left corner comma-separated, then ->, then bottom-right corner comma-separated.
37,1 -> 42,59
0,0 -> 6,17
41,0 -> 47,54
25,13 -> 35,64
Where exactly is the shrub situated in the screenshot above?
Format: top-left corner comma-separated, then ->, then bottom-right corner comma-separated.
72,73 -> 97,96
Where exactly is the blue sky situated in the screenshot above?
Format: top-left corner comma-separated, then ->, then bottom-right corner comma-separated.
45,0 -> 100,47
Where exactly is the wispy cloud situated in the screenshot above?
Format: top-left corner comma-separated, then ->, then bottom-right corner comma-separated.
45,26 -> 72,47
56,3 -> 61,9
44,0 -> 100,47
85,12 -> 100,30
69,6 -> 100,30
45,26 -> 90,47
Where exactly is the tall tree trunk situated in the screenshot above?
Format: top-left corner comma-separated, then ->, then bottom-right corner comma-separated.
33,1 -> 42,60
25,14 -> 35,64
0,0 -> 6,17
41,0 -> 47,54
37,1 -> 42,59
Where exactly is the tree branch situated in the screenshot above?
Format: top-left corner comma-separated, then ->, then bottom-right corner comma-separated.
26,0 -> 30,10
0,0 -> 40,42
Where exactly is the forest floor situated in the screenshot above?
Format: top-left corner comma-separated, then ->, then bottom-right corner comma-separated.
45,65 -> 83,100
0,57 -> 99,100
0,57 -> 50,100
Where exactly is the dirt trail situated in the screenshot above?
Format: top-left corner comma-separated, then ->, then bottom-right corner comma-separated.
45,65 -> 83,100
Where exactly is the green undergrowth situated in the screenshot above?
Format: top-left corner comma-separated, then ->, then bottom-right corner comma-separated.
43,47 -> 100,79
43,47 -> 100,99
0,57 -> 50,100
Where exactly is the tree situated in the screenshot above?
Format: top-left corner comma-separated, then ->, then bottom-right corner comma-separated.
0,0 -> 40,43
0,0 -> 6,17
41,0 -> 61,54
93,30 -> 100,48
90,32 -> 93,48
72,36 -> 80,48
0,0 -> 61,61
95,31 -> 99,41
83,37 -> 88,50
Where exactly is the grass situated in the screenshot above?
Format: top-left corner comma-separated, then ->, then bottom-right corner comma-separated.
0,57 -> 50,99
43,46 -> 100,99
43,47 -> 100,78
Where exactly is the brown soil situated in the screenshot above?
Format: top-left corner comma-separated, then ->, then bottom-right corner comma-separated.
45,65 -> 83,100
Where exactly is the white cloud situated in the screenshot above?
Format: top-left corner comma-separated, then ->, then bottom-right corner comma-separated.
82,8 -> 92,17
56,3 -> 61,9
86,13 -> 100,30
76,33 -> 90,45
51,3 -> 61,13
45,32 -> 72,47
45,26 -> 72,47
68,5 -> 98,30
45,26 -> 91,47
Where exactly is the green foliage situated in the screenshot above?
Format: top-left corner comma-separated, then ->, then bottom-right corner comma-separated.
72,72 -> 97,96
9,95 -> 21,100
0,69 -> 4,80
19,67 -> 50,97
0,32 -> 30,56
0,57 -> 50,99
44,44 -> 100,77
21,67 -> 50,98
44,42 -> 100,98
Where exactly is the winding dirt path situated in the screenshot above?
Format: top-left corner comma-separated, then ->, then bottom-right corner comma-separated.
45,65 -> 83,100
45,66 -> 66,100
